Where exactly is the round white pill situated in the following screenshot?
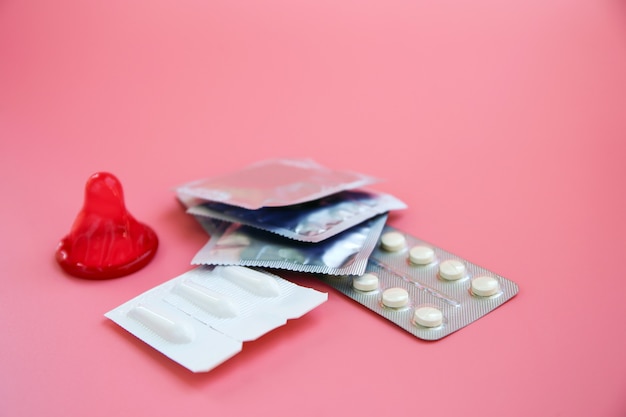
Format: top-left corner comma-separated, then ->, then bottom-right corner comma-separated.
380,231 -> 406,252
414,306 -> 443,328
439,259 -> 466,281
471,276 -> 500,297
409,245 -> 435,265
382,287 -> 409,308
352,273 -> 379,292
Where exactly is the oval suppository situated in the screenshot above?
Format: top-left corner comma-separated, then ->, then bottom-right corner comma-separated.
173,280 -> 240,318
128,304 -> 196,344
215,266 -> 281,297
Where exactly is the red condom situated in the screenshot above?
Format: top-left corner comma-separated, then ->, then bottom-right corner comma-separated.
56,172 -> 158,279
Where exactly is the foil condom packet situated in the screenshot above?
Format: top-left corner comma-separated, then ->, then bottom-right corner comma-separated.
186,189 -> 406,243
175,158 -> 380,210
105,265 -> 327,372
191,214 -> 388,276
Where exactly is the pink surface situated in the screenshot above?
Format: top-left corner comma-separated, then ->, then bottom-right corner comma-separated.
1,0 -> 625,416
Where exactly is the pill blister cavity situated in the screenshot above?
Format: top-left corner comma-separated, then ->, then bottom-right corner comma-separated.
409,245 -> 435,265
352,273 -> 379,292
382,287 -> 409,308
439,259 -> 467,281
216,266 -> 281,297
128,304 -> 195,344
413,306 -> 443,328
173,280 -> 239,318
471,276 -> 501,297
380,231 -> 406,252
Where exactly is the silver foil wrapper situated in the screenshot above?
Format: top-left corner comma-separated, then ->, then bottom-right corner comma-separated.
191,214 -> 388,276
187,189 -> 406,243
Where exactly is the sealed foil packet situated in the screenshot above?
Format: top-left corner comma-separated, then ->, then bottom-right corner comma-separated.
315,226 -> 519,340
175,158 -> 380,210
187,189 -> 406,243
191,214 -> 388,276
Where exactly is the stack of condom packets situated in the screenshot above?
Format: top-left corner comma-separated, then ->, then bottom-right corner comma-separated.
176,159 -> 407,277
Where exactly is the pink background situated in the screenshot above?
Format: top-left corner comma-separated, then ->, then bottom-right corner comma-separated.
1,0 -> 625,416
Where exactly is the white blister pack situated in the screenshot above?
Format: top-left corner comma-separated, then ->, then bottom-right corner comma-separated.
316,226 -> 519,340
105,266 -> 327,372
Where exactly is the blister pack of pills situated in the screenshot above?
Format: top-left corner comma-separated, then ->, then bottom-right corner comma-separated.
105,265 -> 328,372
187,189 -> 406,243
176,158 -> 379,210
191,214 -> 388,276
315,226 -> 519,340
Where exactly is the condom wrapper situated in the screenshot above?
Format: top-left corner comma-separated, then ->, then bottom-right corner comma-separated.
176,158 -> 380,210
187,189 -> 405,243
192,214 -> 388,276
